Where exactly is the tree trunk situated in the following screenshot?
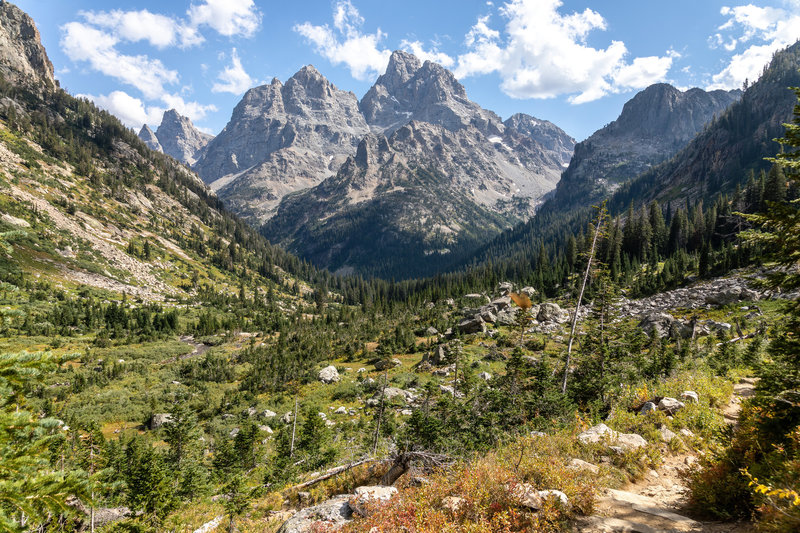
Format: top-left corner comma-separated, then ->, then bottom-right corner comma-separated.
562,209 -> 604,394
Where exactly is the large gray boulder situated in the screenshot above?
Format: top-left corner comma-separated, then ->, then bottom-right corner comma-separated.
149,413 -> 173,430
277,495 -> 352,533
458,316 -> 486,334
537,303 -> 569,324
638,312 -> 676,338
318,365 -> 340,384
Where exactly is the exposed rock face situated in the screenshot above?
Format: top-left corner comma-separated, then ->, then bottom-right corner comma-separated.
153,110 -> 213,165
138,124 -> 162,153
360,50 -> 503,135
195,66 -> 370,222
504,113 -> 575,168
263,112 -> 565,278
551,83 -> 740,210
0,2 -> 55,90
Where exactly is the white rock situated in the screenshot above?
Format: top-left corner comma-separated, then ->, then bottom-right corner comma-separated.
657,397 -> 685,415
680,391 -> 699,404
318,365 -> 340,384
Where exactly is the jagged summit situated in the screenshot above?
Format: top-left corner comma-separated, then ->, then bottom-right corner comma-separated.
503,113 -> 576,168
138,124 -> 162,153
0,1 -> 54,90
360,49 -> 501,135
136,109 -> 213,166
154,109 -> 213,166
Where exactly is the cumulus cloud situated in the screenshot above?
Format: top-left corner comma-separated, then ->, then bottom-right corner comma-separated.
188,0 -> 261,38
294,0 -> 391,80
399,40 -> 454,67
81,90 -> 165,128
454,0 -> 677,103
82,89 -> 216,130
61,22 -> 179,99
708,3 -> 800,90
212,48 -> 254,94
80,9 -> 202,49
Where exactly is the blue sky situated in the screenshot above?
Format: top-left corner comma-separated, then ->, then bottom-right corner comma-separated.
14,0 -> 800,141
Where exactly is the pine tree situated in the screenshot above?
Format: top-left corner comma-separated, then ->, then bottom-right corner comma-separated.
0,351 -> 88,531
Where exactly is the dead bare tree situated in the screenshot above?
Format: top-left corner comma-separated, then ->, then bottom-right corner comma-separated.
562,204 -> 606,394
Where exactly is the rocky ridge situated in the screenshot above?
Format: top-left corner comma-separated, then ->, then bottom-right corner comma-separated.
550,83 -> 740,210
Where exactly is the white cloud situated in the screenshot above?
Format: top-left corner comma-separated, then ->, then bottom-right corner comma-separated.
61,22 -> 179,99
708,4 -> 800,90
188,0 -> 261,38
82,90 -> 164,128
81,90 -> 216,130
160,94 -> 217,121
212,48 -> 254,94
399,40 -> 454,67
454,0 -> 676,103
80,9 -> 202,49
294,1 -> 391,81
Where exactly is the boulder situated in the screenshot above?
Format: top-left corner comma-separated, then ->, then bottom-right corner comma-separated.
577,423 -> 617,444
680,391 -> 699,404
509,484 -> 570,510
374,358 -> 402,371
262,409 -> 277,419
495,309 -> 519,326
491,296 -> 512,311
478,372 -> 492,381
149,413 -> 173,430
659,426 -> 677,443
349,486 -> 398,518
1,213 -> 30,227
497,282 -> 514,295
657,397 -> 685,415
334,406 -> 347,415
479,309 -> 497,324
520,286 -> 537,298
615,433 -> 647,450
639,402 -> 657,415
537,303 -> 568,323
441,496 -> 466,513
568,458 -> 599,474
282,412 -> 294,424
457,316 -> 486,334
229,427 -> 240,438
705,287 -> 743,306
259,425 -> 274,434
243,407 -> 257,417
318,365 -> 340,384
638,312 -> 676,338
425,326 -> 439,336
277,495 -> 352,533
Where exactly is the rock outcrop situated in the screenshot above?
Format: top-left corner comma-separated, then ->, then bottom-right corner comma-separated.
0,2 -> 55,90
138,124 -> 162,153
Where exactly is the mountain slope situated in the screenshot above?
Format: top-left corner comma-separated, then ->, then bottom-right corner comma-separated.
608,41 -> 800,212
550,83 -> 740,210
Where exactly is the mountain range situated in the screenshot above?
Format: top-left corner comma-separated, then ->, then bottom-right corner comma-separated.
142,48 -> 751,278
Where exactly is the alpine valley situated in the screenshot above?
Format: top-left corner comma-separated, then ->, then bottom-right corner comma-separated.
2,2 -> 800,533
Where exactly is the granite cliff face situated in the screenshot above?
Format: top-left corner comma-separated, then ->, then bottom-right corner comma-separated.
154,110 -> 213,166
137,110 -> 213,166
503,113 -> 575,168
0,1 -> 55,90
137,124 -> 162,153
194,66 -> 370,222
551,83 -> 740,210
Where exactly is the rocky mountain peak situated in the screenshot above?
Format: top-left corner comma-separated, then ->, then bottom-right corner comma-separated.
138,124 -> 162,153
360,50 -> 501,135
378,50 -> 422,92
149,109 -> 213,166
0,1 -> 55,90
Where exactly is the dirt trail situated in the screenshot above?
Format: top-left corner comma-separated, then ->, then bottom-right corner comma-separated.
576,379 -> 756,533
